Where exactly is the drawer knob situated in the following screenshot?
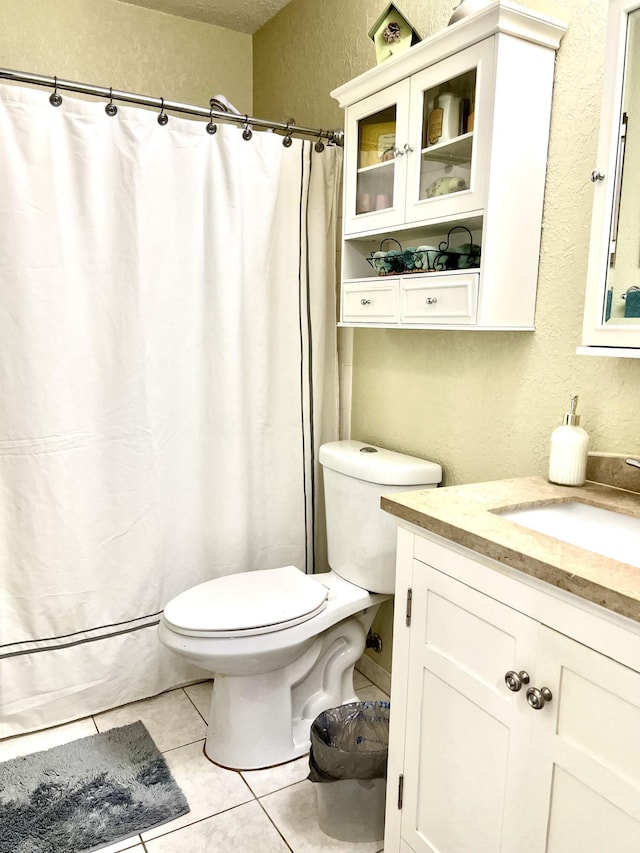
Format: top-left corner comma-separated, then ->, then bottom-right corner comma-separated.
504,670 -> 530,692
425,296 -> 438,305
360,298 -> 371,305
526,686 -> 553,710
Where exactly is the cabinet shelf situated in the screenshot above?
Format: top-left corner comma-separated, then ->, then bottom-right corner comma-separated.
420,131 -> 474,164
345,267 -> 481,284
356,159 -> 395,176
342,221 -> 483,291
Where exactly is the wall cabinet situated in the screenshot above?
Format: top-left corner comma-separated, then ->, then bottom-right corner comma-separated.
580,0 -> 640,357
384,528 -> 640,853
331,3 -> 566,330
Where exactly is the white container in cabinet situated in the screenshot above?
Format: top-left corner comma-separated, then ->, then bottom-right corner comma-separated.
332,1 -> 567,331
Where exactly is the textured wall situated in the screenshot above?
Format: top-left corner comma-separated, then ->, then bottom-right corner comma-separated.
254,0 -> 640,674
0,0 -> 252,112
254,0 -> 640,484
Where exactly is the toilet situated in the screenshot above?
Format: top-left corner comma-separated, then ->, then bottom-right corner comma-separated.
158,440 -> 441,770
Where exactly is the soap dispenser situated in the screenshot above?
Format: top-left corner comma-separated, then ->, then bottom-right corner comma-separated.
548,395 -> 589,486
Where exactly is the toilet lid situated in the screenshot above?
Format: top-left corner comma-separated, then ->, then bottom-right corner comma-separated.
163,565 -> 329,638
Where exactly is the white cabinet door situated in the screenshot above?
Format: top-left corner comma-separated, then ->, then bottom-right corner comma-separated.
392,556 -> 640,853
343,81 -> 410,235
531,626 -> 640,852
399,565 -> 539,853
404,39 -> 495,225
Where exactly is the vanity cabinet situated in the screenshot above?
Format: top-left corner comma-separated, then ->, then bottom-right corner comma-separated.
384,527 -> 640,853
331,3 -> 566,330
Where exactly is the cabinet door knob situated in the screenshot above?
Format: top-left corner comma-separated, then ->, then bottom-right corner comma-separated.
403,143 -> 414,154
360,298 -> 371,305
425,296 -> 438,305
393,146 -> 404,157
590,169 -> 605,182
504,670 -> 530,692
526,686 -> 553,710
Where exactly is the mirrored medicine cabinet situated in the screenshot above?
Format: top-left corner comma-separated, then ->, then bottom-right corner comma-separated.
581,0 -> 640,356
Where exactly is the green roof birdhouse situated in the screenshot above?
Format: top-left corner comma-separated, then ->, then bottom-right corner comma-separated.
369,4 -> 422,65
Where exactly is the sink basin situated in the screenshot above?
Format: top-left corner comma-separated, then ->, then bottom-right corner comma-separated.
498,501 -> 640,568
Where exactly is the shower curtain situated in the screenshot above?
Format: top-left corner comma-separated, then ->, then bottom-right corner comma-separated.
0,82 -> 341,737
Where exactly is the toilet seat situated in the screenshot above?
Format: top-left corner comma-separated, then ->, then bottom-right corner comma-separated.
163,565 -> 329,638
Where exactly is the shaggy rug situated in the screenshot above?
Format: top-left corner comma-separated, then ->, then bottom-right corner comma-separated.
0,720 -> 190,853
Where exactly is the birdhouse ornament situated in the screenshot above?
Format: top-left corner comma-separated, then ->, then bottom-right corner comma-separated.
369,4 -> 422,64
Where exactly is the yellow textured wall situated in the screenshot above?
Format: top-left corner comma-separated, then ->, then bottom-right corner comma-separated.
255,0 -> 640,475
0,0 -> 252,112
254,0 -> 640,674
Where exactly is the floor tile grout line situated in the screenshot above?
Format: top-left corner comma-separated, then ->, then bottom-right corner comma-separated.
139,796 -> 258,845
240,774 -> 262,800
182,682 -> 211,725
240,755 -> 310,800
160,736 -> 209,756
256,796 -> 295,853
243,776 -> 302,800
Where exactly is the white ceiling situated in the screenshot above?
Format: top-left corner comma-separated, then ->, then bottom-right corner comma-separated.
117,0 -> 293,34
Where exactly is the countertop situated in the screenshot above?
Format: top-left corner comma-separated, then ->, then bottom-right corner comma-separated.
381,476 -> 640,624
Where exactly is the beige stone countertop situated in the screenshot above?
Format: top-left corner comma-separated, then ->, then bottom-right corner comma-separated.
381,476 -> 640,624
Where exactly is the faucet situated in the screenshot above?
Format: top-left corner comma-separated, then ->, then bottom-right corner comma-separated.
626,458 -> 640,469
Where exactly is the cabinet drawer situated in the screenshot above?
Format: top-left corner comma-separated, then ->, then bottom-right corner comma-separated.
401,273 -> 478,324
342,279 -> 399,324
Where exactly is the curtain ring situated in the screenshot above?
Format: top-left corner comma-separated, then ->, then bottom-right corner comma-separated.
157,97 -> 168,126
206,105 -> 217,135
242,115 -> 253,141
314,131 -> 325,153
49,76 -> 62,108
282,118 -> 294,148
105,87 -> 118,117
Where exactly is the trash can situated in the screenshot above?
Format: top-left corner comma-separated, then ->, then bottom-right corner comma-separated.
308,700 -> 390,842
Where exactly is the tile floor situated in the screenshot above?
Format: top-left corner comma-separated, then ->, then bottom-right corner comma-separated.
0,670 -> 388,853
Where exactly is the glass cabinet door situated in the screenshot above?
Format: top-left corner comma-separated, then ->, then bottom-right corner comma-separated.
405,40 -> 494,223
343,81 -> 410,235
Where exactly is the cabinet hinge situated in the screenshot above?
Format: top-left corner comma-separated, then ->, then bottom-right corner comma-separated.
405,588 -> 412,627
397,773 -> 404,809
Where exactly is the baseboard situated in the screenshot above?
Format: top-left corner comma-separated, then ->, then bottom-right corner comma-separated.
356,653 -> 391,696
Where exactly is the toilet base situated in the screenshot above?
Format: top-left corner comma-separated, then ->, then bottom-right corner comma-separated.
204,608 -> 377,770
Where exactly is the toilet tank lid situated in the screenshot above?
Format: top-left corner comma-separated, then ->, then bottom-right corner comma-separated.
319,440 -> 442,486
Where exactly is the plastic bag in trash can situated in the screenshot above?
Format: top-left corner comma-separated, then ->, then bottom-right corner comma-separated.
307,700 -> 390,783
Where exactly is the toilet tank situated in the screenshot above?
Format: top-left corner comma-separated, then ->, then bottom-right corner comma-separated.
319,440 -> 442,594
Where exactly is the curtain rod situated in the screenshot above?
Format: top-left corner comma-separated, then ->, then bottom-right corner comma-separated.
0,67 -> 344,147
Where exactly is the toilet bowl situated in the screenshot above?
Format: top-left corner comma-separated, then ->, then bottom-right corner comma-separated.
159,440 -> 441,770
159,567 -> 386,769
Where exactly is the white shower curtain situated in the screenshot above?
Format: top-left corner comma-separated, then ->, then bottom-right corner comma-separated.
0,82 -> 341,737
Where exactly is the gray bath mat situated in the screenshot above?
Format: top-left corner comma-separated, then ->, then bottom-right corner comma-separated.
0,720 -> 189,853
